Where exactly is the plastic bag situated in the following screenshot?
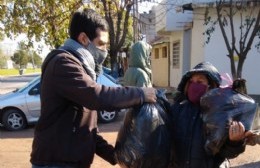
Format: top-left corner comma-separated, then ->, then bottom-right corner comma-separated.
115,90 -> 171,168
246,130 -> 260,145
200,87 -> 257,155
251,106 -> 260,130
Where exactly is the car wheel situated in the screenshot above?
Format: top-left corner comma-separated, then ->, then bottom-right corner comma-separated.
98,110 -> 119,123
2,109 -> 27,131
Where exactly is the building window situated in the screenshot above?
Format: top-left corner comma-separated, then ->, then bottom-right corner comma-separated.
162,46 -> 167,58
172,41 -> 180,68
154,48 -> 159,59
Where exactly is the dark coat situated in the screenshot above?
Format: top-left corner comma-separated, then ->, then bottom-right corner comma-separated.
169,101 -> 245,168
169,62 -> 245,168
30,51 -> 144,168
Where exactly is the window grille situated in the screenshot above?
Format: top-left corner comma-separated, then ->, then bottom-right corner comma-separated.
172,41 -> 180,68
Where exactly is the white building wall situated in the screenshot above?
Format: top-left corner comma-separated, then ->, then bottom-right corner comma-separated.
165,7 -> 193,31
183,29 -> 192,73
190,8 -> 205,67
192,7 -> 260,94
139,10 -> 157,43
6,60 -> 13,69
169,31 -> 184,88
154,0 -> 166,32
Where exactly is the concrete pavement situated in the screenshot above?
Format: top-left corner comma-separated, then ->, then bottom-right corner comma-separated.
0,73 -> 40,94
0,74 -> 260,167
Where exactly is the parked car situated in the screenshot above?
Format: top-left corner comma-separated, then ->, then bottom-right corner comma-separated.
0,72 -> 123,131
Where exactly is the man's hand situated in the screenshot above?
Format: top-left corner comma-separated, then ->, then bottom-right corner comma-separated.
229,121 -> 250,141
142,88 -> 157,103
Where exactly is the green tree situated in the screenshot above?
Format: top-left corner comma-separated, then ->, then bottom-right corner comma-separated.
2,0 -> 84,49
204,0 -> 260,79
11,41 -> 30,68
1,0 -> 135,71
29,51 -> 42,68
11,50 -> 28,69
89,0 -> 134,70
0,1 -> 7,40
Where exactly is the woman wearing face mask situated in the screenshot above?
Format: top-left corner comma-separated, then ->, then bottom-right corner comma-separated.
168,62 -> 249,168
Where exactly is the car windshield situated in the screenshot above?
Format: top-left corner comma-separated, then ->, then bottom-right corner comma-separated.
16,76 -> 40,93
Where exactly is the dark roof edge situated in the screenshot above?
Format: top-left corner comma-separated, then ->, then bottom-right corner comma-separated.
183,0 -> 260,9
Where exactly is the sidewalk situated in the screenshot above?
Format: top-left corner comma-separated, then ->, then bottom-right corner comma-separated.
1,119 -> 259,168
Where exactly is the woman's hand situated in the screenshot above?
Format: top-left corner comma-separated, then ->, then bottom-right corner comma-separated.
229,121 -> 249,141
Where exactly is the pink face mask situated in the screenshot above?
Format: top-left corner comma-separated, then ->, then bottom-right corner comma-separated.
187,82 -> 208,104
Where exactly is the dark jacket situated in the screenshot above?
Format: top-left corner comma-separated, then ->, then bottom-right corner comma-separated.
169,62 -> 245,168
30,51 -> 144,168
169,101 -> 245,168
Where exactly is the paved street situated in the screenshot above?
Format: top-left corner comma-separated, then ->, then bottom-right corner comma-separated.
0,74 -> 39,94
0,75 -> 259,168
0,112 -> 125,168
0,115 -> 260,168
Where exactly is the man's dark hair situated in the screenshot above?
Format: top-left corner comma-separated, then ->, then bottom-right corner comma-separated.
69,8 -> 109,41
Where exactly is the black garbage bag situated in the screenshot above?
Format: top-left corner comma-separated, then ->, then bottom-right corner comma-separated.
115,90 -> 171,168
200,87 -> 257,155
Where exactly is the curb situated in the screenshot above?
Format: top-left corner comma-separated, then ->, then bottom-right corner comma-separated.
2,72 -> 41,77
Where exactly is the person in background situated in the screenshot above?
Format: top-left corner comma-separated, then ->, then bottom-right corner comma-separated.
122,47 -> 129,74
169,62 -> 251,168
30,8 -> 156,168
124,41 -> 152,87
118,49 -> 125,77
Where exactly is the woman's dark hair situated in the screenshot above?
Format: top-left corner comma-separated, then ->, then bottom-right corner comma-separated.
69,8 -> 109,41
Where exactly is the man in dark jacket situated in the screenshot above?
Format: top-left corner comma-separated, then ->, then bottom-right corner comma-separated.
169,62 -> 250,168
30,9 -> 156,168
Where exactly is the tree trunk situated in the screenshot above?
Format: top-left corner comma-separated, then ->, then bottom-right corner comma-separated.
110,49 -> 118,77
229,55 -> 236,79
101,0 -> 133,74
237,55 -> 245,79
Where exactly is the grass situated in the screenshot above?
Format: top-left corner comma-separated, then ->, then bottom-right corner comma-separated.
0,68 -> 41,76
